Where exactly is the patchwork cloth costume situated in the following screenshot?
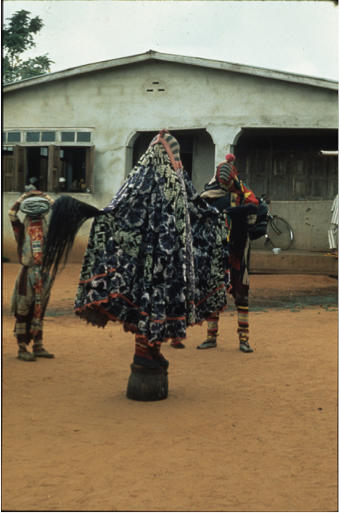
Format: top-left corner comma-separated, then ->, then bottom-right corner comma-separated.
9,191 -> 55,361
73,130 -> 230,368
196,154 -> 259,352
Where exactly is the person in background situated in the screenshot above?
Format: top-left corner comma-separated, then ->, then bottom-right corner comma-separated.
79,178 -> 87,192
8,188 -> 55,361
328,193 -> 338,257
171,154 -> 259,353
25,176 -> 38,192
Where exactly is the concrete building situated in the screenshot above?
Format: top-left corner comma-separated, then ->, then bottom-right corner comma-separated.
3,50 -> 338,261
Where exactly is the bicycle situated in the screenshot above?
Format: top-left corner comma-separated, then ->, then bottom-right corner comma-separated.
260,194 -> 294,250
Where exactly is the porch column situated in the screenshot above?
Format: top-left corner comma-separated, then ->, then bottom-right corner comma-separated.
206,126 -> 242,166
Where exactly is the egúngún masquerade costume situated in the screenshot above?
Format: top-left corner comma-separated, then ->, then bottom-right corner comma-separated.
43,130 -> 231,399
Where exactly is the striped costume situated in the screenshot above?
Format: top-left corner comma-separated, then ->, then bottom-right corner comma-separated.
198,155 -> 258,352
202,155 -> 259,352
170,155 -> 258,351
9,191 -> 55,361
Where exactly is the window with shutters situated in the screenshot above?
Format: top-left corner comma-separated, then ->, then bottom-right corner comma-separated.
2,129 -> 95,192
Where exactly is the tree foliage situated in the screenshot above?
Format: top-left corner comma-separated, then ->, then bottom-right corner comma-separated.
3,10 -> 53,84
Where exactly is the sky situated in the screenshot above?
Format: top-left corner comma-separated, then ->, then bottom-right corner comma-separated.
3,0 -> 339,81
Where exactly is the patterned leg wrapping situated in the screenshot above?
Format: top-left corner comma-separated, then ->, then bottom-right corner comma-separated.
127,334 -> 169,401
237,304 -> 253,352
133,335 -> 168,369
232,277 -> 251,350
17,340 -> 36,361
237,305 -> 249,342
16,314 -> 35,360
18,340 -> 29,352
207,312 -> 220,341
33,338 -> 54,358
197,312 -> 219,349
15,313 -> 33,345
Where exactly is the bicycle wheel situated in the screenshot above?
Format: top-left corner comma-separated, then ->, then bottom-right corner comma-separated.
267,216 -> 294,250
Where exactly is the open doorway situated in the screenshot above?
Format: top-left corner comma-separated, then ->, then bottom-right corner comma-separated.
130,129 -> 215,189
59,147 -> 88,192
26,146 -> 49,191
132,131 -> 194,178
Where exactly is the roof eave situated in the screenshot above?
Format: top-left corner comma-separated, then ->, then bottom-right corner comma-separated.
3,50 -> 338,93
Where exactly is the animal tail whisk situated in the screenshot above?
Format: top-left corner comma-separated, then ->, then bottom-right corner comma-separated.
43,195 -> 100,281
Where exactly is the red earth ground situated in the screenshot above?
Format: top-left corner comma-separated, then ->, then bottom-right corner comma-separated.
2,263 -> 338,512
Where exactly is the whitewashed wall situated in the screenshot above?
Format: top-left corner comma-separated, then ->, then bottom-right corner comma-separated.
3,60 -> 337,259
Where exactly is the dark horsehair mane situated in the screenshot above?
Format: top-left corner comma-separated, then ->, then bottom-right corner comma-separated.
43,195 -> 100,282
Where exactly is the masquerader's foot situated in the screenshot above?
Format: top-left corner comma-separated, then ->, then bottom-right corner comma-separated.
33,348 -> 55,358
239,340 -> 253,353
196,339 -> 217,349
17,351 -> 36,362
170,341 -> 186,349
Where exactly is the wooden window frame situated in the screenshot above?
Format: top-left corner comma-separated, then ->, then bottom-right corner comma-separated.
2,144 -> 95,193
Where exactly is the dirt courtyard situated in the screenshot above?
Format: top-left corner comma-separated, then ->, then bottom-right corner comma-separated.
2,263 -> 338,512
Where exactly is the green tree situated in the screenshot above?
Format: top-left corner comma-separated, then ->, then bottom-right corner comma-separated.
3,10 -> 53,84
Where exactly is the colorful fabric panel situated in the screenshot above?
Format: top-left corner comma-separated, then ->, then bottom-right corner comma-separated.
75,142 -> 230,342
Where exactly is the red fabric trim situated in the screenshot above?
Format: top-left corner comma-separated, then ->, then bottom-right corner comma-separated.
151,316 -> 186,323
76,292 -> 149,315
79,268 -> 117,284
75,285 -> 228,323
27,219 -> 44,265
76,304 -> 228,343
194,284 -> 226,307
97,305 -> 118,321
